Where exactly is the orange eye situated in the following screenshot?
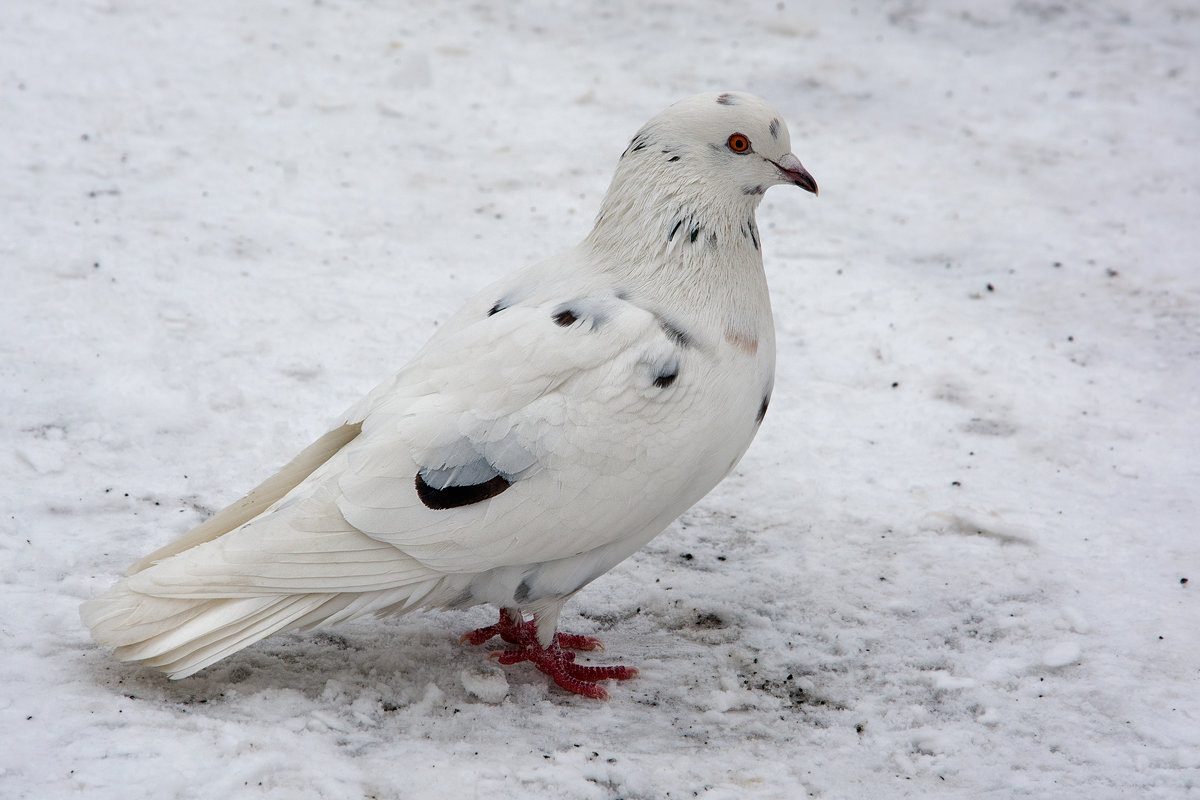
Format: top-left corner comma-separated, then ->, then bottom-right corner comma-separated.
727,133 -> 751,153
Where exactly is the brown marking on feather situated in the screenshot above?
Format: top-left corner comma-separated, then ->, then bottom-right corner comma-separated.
725,328 -> 758,355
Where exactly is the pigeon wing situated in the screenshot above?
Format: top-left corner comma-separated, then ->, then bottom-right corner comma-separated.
332,290 -> 708,574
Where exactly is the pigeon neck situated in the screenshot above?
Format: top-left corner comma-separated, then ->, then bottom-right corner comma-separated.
583,178 -> 771,336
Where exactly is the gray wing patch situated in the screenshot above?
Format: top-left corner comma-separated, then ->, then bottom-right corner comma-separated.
418,458 -> 510,490
415,430 -> 539,511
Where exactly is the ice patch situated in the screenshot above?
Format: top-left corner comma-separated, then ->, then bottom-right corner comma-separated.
925,670 -> 976,690
1060,606 -> 1091,634
461,667 -> 509,704
911,727 -> 955,755
1041,641 -> 1082,668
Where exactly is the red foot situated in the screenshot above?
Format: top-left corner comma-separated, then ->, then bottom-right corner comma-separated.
461,609 -> 638,699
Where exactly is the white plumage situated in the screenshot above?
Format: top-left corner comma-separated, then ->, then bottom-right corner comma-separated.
81,92 -> 818,696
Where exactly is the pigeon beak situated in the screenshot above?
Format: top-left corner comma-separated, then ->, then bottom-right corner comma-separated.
771,153 -> 819,196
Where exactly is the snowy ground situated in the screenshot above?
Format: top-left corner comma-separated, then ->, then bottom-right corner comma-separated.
2,1 -> 1198,797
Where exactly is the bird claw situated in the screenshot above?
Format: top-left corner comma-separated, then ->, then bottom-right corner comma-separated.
555,632 -> 605,652
460,624 -> 505,646
463,610 -> 636,699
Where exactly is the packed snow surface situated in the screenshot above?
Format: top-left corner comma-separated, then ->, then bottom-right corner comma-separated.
2,1 -> 1197,798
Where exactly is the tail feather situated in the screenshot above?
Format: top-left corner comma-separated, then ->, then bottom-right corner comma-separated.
84,578 -> 458,679
125,595 -> 334,678
81,592 -> 199,642
79,424 -> 469,679
84,586 -> 312,676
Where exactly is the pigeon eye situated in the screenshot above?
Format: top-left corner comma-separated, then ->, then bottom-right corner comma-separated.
727,133 -> 751,154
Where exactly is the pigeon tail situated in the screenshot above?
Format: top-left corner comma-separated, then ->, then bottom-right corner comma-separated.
81,567 -> 450,679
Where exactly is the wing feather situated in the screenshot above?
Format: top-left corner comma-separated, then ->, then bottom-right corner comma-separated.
109,283 -> 716,608
331,291 -> 710,573
125,422 -> 363,575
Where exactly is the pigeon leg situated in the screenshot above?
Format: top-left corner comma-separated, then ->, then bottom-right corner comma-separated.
461,609 -> 638,699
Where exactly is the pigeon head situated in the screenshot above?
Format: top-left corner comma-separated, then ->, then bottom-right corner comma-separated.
591,92 -> 817,255
641,91 -> 818,199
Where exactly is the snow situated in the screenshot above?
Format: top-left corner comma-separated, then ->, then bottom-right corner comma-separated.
2,0 -> 1198,797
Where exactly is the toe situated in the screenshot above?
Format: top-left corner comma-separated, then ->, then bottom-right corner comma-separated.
555,632 -> 606,651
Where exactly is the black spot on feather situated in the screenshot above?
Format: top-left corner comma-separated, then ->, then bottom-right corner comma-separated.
489,290 -> 528,317
743,185 -> 765,196
552,300 -> 608,331
690,226 -> 700,244
623,131 -> 652,158
415,472 -> 511,510
769,117 -> 781,140
668,219 -> 683,242
514,579 -> 534,603
743,217 -> 760,250
659,318 -> 692,349
756,393 -> 771,424
654,366 -> 678,389
668,155 -> 680,162
716,93 -> 738,105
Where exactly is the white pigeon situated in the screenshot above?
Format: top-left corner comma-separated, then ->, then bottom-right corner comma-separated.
81,91 -> 818,698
